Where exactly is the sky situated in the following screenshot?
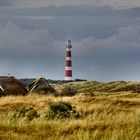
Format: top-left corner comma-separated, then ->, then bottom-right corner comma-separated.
0,0 -> 140,81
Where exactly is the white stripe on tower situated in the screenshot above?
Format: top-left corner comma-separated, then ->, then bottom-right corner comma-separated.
65,40 -> 72,81
66,57 -> 71,60
65,67 -> 72,70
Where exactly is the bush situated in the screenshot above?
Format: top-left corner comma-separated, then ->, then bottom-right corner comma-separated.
33,85 -> 56,95
8,106 -> 39,121
45,101 -> 79,119
74,79 -> 87,81
60,86 -> 77,96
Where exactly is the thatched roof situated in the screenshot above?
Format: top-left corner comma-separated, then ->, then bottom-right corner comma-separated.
27,77 -> 49,92
27,77 -> 55,94
0,76 -> 27,96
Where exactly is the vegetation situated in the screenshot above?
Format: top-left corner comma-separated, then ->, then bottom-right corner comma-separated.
20,78 -> 140,93
60,86 -> 77,96
0,80 -> 140,139
0,91 -> 139,140
33,85 -> 56,95
53,80 -> 140,94
45,101 -> 79,119
7,106 -> 39,121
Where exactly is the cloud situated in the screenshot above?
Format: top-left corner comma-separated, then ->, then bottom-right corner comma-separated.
0,4 -> 140,80
0,23 -> 140,81
16,0 -> 140,8
71,25 -> 140,81
0,5 -> 140,42
0,0 -> 15,6
85,63 -> 140,81
1,5 -> 140,18
75,26 -> 140,63
0,23 -> 54,57
0,23 -> 65,78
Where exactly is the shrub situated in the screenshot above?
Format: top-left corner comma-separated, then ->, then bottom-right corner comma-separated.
45,101 -> 79,119
8,106 -> 39,121
33,85 -> 56,95
60,86 -> 77,96
74,79 -> 87,81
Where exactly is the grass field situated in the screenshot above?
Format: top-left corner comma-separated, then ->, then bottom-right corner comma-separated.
52,80 -> 140,93
0,89 -> 140,140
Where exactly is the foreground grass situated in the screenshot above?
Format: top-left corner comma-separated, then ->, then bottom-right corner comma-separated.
0,92 -> 140,140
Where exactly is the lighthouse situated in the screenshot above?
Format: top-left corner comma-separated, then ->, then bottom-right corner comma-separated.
65,40 -> 72,81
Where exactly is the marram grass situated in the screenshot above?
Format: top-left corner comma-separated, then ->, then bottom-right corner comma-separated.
0,92 -> 139,140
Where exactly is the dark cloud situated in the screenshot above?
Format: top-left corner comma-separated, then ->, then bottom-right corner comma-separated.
0,5 -> 140,41
0,23 -> 55,59
0,5 -> 140,80
0,23 -> 65,79
72,26 -> 140,81
74,26 -> 140,64
10,0 -> 140,8
0,0 -> 15,6
1,5 -> 140,18
0,22 -> 140,81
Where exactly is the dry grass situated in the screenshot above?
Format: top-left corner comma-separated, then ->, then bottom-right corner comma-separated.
53,81 -> 140,94
0,92 -> 140,140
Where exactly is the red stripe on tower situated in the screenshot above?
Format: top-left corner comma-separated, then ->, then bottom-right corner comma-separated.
66,51 -> 71,57
66,60 -> 72,67
65,70 -> 72,77
65,40 -> 72,81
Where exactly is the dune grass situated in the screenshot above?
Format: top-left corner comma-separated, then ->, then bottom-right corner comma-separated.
55,81 -> 140,94
0,92 -> 139,140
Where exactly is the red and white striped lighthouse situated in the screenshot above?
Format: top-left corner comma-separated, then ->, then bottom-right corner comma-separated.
65,40 -> 72,81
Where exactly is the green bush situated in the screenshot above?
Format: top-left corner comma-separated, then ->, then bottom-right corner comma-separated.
45,101 -> 79,119
9,106 -> 39,121
60,86 -> 77,96
34,85 -> 56,95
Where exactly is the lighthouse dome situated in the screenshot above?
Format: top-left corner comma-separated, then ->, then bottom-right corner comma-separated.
66,40 -> 72,48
